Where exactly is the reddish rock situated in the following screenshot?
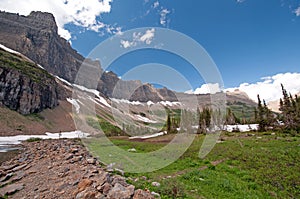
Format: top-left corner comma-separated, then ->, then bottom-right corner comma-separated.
78,179 -> 93,192
133,189 -> 155,199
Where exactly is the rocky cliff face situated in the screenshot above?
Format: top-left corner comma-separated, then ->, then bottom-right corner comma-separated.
0,11 -> 84,83
0,11 -> 181,103
98,72 -> 178,102
0,48 -> 59,115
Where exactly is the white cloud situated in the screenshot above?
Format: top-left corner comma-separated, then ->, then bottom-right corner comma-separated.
160,9 -> 170,26
186,83 -> 222,95
226,72 -> 300,102
120,28 -> 155,48
294,7 -> 300,16
153,1 -> 160,9
0,0 -> 120,40
120,40 -> 133,49
236,0 -> 246,3
139,28 -> 155,44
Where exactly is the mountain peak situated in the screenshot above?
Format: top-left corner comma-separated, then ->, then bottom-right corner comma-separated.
28,11 -> 55,21
226,89 -> 251,100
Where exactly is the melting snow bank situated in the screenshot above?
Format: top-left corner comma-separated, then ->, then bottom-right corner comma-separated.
159,101 -> 181,107
129,131 -> 167,140
111,98 -> 143,106
67,98 -> 81,113
134,115 -> 157,123
0,131 -> 89,152
0,44 -> 21,55
128,124 -> 258,140
225,124 -> 258,132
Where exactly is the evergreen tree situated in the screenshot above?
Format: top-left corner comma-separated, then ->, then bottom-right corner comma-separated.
254,107 -> 258,123
166,112 -> 171,133
257,94 -> 267,131
226,108 -> 237,125
279,84 -> 300,132
197,107 -> 212,134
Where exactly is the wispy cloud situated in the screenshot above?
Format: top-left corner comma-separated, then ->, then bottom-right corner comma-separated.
236,0 -> 246,3
153,1 -> 160,9
160,8 -> 171,26
0,0 -> 121,40
141,1 -> 172,27
294,6 -> 300,16
120,28 -> 155,48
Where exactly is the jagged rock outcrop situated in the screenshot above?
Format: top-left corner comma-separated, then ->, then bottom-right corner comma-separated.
98,72 -> 178,102
130,84 -> 162,103
0,48 -> 59,115
0,11 -> 84,83
158,87 -> 178,101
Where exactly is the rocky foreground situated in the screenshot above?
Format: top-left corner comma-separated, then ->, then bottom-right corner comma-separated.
0,139 -> 154,199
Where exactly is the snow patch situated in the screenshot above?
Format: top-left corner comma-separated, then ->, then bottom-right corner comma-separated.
225,124 -> 258,132
0,131 -> 89,152
160,101 -> 181,107
96,96 -> 111,108
67,98 -> 80,113
37,64 -> 45,69
55,76 -> 73,86
134,115 -> 157,123
111,98 -> 144,106
71,84 -> 111,108
0,44 -> 21,55
129,131 -> 167,140
147,101 -> 155,106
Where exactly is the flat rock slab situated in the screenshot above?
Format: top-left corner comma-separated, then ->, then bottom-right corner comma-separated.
0,183 -> 24,196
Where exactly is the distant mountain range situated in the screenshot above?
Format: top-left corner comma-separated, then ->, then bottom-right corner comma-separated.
0,11 -> 258,135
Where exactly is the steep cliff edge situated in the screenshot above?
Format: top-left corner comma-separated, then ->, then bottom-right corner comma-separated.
0,47 -> 59,114
0,11 -> 178,102
0,11 -> 83,83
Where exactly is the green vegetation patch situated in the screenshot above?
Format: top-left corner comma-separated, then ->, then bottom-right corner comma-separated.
26,137 -> 42,142
86,115 -> 123,136
0,49 -> 54,85
88,132 -> 300,198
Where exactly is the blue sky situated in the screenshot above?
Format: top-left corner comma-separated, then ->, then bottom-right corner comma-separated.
1,0 -> 300,101
69,0 -> 300,90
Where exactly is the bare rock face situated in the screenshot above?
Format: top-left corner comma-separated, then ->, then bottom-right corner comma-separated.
0,11 -> 179,103
0,48 -> 60,115
0,11 -> 84,83
130,84 -> 162,103
98,72 -> 178,102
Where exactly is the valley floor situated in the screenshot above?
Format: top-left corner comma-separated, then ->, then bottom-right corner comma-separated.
1,132 -> 299,199
88,132 -> 300,198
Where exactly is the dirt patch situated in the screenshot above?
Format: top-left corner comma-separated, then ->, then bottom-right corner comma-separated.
0,100 -> 75,136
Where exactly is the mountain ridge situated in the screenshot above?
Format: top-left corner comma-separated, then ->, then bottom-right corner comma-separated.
0,11 -> 180,102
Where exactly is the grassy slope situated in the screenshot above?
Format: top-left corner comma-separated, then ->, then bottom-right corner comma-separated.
228,102 -> 256,122
86,132 -> 300,198
0,48 -> 54,84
